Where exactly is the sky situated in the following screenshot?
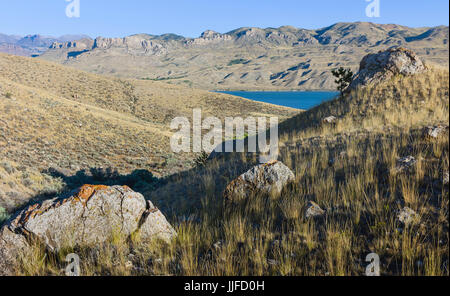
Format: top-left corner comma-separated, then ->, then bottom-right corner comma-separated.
0,0 -> 448,38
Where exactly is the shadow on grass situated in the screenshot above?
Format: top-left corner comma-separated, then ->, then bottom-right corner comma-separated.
7,149 -> 258,224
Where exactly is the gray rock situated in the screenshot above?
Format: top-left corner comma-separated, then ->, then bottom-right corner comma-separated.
0,185 -> 176,275
397,207 -> 419,225
349,47 -> 426,90
443,171 -> 449,185
423,125 -> 449,139
393,156 -> 416,174
223,160 -> 295,201
138,200 -> 177,243
305,201 -> 325,218
0,226 -> 29,276
323,116 -> 337,124
213,241 -> 224,251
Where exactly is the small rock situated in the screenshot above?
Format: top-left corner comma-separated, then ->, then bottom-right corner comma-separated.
423,125 -> 448,139
393,156 -> 416,173
271,240 -> 281,247
125,261 -> 134,269
267,259 -> 279,266
323,116 -> 337,124
213,241 -> 223,251
443,171 -> 449,185
305,201 -> 325,218
397,207 -> 419,225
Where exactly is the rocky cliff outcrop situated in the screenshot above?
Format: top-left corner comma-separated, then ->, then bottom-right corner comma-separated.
185,30 -> 233,47
36,23 -> 448,91
0,185 -> 176,275
93,36 -> 167,55
50,38 -> 94,50
349,47 -> 427,89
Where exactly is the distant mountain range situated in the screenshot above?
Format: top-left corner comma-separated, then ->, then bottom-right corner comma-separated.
2,22 -> 449,90
0,34 -> 90,56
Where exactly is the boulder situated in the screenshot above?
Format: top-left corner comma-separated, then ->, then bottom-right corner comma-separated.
223,160 -> 295,201
0,185 -> 176,275
349,47 -> 426,90
305,201 -> 325,218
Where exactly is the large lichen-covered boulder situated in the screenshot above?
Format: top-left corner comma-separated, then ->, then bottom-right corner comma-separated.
349,47 -> 426,90
0,185 -> 176,275
223,160 -> 295,202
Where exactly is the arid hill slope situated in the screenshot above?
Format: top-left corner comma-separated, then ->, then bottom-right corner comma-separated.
0,53 -> 297,211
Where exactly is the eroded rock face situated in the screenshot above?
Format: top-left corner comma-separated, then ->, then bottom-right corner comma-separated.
0,185 -> 176,275
349,47 -> 426,89
50,38 -> 94,50
223,160 -> 295,201
185,30 -> 233,47
93,36 -> 167,55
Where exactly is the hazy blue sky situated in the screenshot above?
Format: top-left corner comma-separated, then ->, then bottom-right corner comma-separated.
0,0 -> 448,37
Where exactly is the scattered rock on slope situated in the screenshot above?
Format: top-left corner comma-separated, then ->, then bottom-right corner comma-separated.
349,47 -> 427,90
392,156 -> 417,174
423,125 -> 449,139
223,160 -> 295,202
443,171 -> 449,185
322,116 -> 337,124
397,207 -> 419,225
0,185 -> 176,275
305,201 -> 325,218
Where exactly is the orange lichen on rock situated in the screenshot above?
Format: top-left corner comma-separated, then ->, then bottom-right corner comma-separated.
19,203 -> 41,224
73,185 -> 109,205
262,159 -> 278,167
122,185 -> 133,192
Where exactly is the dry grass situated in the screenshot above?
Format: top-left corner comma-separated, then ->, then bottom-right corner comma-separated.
13,67 -> 449,276
0,53 -> 296,211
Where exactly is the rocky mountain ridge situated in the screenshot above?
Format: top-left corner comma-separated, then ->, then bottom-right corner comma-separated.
0,34 -> 90,57
37,22 -> 449,91
47,23 -> 449,50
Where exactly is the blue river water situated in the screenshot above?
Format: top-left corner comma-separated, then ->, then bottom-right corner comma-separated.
217,91 -> 339,110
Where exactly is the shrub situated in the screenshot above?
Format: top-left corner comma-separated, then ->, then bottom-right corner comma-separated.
0,207 -> 10,225
194,151 -> 209,168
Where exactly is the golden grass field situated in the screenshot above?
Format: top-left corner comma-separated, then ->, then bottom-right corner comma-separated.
7,61 -> 448,275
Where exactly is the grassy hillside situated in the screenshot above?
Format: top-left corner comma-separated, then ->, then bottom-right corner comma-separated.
0,53 -> 297,212
13,66 -> 449,276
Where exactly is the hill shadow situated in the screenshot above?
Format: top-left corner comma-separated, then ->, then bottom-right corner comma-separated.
10,167 -> 165,216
